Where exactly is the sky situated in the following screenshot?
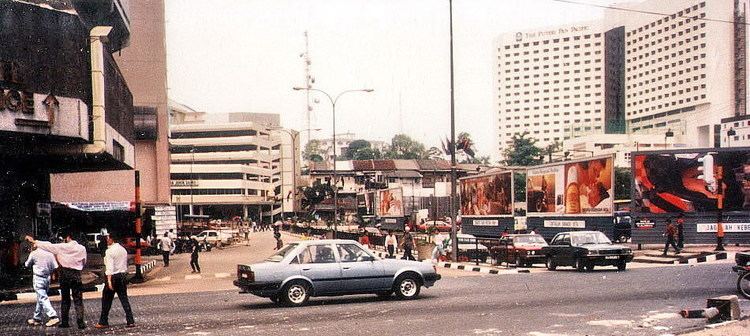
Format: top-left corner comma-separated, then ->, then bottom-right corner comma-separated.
165,0 -> 620,161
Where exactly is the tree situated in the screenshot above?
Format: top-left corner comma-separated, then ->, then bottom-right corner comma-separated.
303,140 -> 324,161
343,139 -> 381,160
614,167 -> 631,200
427,146 -> 444,160
384,134 -> 428,159
502,132 -> 543,166
299,180 -> 334,210
459,156 -> 491,164
514,172 -> 526,203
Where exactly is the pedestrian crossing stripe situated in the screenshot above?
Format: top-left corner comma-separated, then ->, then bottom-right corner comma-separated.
214,273 -> 230,278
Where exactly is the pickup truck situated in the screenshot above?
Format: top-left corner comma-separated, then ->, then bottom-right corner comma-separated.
196,230 -> 233,247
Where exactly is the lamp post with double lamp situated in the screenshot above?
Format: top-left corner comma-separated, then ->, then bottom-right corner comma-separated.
664,128 -> 674,148
266,126 -> 321,217
292,87 -> 373,238
728,128 -> 737,147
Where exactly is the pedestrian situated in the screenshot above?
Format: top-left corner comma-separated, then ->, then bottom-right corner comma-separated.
243,226 -> 250,244
431,234 -> 447,263
251,220 -> 257,232
501,227 -> 510,237
190,236 -> 201,273
529,227 -> 537,235
97,235 -> 107,258
95,234 -> 135,329
26,232 -> 87,329
385,230 -> 398,259
662,219 -> 680,255
400,227 -> 416,261
24,243 -> 60,327
159,232 -> 173,267
358,231 -> 370,249
676,213 -> 685,249
715,214 -> 725,251
273,228 -> 283,250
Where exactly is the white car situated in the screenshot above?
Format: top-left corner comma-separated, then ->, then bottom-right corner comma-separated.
443,233 -> 490,263
196,230 -> 233,246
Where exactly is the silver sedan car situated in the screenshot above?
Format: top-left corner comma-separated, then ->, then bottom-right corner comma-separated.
234,239 -> 441,306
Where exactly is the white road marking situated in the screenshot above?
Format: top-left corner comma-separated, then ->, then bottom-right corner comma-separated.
155,277 -> 171,282
238,325 -> 256,329
187,332 -> 212,335
185,274 -> 202,280
214,273 -> 230,278
587,320 -> 633,327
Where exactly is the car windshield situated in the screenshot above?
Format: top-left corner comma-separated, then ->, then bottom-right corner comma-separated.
515,235 -> 546,244
265,243 -> 298,262
571,232 -> 611,246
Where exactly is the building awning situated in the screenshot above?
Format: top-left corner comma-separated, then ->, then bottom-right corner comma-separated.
383,171 -> 423,178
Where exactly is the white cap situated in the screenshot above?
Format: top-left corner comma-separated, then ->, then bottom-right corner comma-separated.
567,166 -> 578,184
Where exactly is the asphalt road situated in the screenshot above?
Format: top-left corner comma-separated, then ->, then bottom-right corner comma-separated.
0,259 -> 744,336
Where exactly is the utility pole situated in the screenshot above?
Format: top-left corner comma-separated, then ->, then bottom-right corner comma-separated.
449,0 -> 458,262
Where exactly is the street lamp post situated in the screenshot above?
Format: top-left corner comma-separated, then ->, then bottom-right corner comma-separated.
266,126 -> 321,217
292,87 -> 373,238
728,128 -> 736,147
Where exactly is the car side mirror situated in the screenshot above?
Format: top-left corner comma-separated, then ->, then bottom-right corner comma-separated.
358,255 -> 374,262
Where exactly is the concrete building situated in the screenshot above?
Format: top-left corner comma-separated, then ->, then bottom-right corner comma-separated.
50,0 -> 172,232
721,114 -> 750,147
316,132 -> 389,162
495,22 -> 626,159
557,133 -> 687,168
169,109 -> 299,222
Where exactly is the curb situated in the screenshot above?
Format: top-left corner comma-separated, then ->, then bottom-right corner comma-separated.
437,262 -> 528,275
675,251 -> 733,265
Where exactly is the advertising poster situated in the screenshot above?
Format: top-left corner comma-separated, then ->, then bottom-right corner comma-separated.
378,188 -> 404,217
632,150 -> 750,214
459,171 -> 513,217
527,156 -> 614,216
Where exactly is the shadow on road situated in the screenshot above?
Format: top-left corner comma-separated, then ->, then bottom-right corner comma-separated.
237,294 -> 437,310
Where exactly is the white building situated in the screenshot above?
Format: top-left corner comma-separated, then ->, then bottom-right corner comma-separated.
614,0 -> 750,148
559,133 -> 687,168
317,132 -> 389,162
495,22 -> 625,159
169,107 -> 300,222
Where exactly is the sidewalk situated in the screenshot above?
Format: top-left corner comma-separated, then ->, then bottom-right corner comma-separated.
681,318 -> 750,335
632,243 -> 746,265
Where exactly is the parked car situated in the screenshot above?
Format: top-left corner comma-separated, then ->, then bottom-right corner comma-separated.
196,230 -> 233,247
234,239 -> 441,306
491,234 -> 548,267
444,234 -> 490,263
541,231 -> 633,272
416,220 -> 452,233
123,237 -> 152,254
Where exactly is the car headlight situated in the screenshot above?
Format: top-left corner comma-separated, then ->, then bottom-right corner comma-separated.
623,248 -> 632,254
588,250 -> 598,255
526,250 -> 532,255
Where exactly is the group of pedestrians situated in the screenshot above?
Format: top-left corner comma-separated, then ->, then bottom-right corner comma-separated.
662,214 -> 685,255
381,228 -> 418,261
24,232 -> 134,330
158,231 -> 201,273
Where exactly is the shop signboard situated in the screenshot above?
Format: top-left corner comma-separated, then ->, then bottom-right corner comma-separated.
377,188 -> 404,217
632,149 -> 750,214
459,170 -> 513,217
526,155 -> 615,216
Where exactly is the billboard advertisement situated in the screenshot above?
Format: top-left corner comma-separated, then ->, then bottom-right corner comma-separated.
632,149 -> 750,214
527,156 -> 614,216
459,171 -> 513,217
377,188 -> 404,217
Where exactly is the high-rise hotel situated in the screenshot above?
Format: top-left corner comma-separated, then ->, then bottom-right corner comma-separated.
496,0 -> 749,157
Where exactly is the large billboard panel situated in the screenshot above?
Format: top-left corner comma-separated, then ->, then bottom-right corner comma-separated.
632,149 -> 750,214
377,188 -> 404,217
527,156 -> 614,216
459,171 -> 513,217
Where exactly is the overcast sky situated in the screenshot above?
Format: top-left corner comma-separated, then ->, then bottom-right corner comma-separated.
165,0 -> 620,161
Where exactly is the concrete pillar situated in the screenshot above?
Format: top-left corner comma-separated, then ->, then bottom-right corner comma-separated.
243,205 -> 248,220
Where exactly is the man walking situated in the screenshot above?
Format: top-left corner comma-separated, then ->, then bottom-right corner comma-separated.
385,230 -> 398,259
662,219 -> 680,256
95,234 -> 135,329
676,213 -> 685,249
190,236 -> 201,273
159,232 -> 173,267
401,227 -> 416,261
715,214 -> 725,251
24,244 -> 59,327
26,232 -> 87,329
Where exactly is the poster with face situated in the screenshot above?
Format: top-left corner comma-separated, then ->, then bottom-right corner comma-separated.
378,188 -> 404,217
633,150 -> 750,214
459,171 -> 513,217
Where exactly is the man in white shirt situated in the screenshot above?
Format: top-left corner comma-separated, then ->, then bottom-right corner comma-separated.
95,234 -> 135,329
159,232 -> 173,267
26,232 -> 88,329
384,230 -> 398,259
24,245 -> 59,327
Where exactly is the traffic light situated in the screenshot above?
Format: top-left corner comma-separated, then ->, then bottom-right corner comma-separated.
697,153 -> 717,193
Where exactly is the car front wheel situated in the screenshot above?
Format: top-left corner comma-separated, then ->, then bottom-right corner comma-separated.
575,257 -> 586,272
546,256 -> 557,271
617,261 -> 627,271
394,274 -> 421,300
282,280 -> 311,307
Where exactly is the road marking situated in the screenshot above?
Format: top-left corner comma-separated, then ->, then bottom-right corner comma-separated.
587,320 -> 633,327
187,332 -> 212,335
215,273 -> 230,278
155,277 -> 171,282
238,325 -> 256,329
185,274 -> 202,280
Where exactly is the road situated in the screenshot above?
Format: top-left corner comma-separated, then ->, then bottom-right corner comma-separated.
0,231 -> 744,335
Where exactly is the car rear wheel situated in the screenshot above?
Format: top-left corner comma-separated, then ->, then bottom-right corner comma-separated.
394,274 -> 421,300
282,280 -> 310,307
617,261 -> 627,271
575,257 -> 586,272
546,256 -> 557,271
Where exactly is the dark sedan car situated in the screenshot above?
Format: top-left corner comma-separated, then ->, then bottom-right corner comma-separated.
491,234 -> 548,267
541,231 -> 633,272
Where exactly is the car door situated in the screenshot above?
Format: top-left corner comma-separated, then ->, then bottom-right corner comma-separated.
335,243 -> 387,292
294,243 -> 343,294
556,234 -> 573,266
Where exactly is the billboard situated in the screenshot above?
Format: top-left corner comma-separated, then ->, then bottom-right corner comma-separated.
632,149 -> 750,214
527,156 -> 614,216
459,171 -> 513,217
377,188 -> 404,217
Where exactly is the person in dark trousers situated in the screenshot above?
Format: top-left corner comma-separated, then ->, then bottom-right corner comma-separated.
97,235 -> 108,258
26,232 -> 88,329
273,227 -> 283,250
95,234 -> 135,329
159,232 -> 172,267
715,214 -> 725,251
385,230 -> 398,258
662,219 -> 680,255
676,213 -> 685,249
190,236 -> 201,273
401,227 -> 416,261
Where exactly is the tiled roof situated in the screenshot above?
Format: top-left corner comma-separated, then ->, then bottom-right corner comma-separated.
415,159 -> 452,171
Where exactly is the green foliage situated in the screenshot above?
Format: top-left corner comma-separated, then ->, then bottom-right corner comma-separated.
614,167 -> 631,200
343,139 -> 381,160
303,140 -> 324,161
502,132 -> 543,166
460,156 -> 491,164
514,172 -> 526,202
384,134 -> 428,159
300,180 -> 334,210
